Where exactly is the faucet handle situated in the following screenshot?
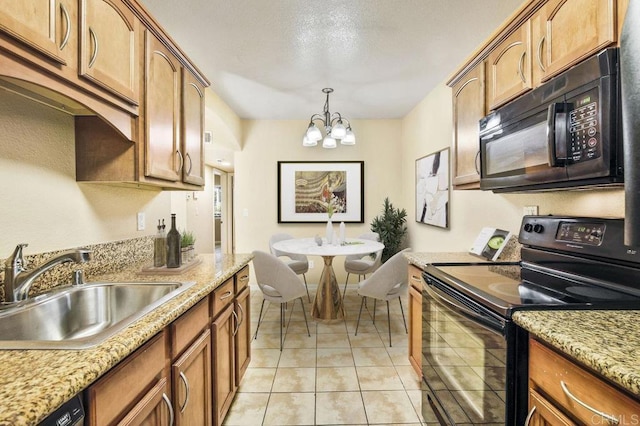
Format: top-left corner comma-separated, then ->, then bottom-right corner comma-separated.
6,244 -> 28,268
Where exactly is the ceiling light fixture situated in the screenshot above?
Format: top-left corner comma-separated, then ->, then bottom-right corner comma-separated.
303,88 -> 355,149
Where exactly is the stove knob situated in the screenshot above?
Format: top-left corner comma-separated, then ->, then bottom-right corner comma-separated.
523,223 -> 534,233
533,224 -> 544,233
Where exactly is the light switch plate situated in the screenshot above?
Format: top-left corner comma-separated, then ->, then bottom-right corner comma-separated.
137,212 -> 145,230
523,206 -> 539,216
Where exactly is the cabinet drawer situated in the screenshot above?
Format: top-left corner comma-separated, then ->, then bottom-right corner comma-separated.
86,331 -> 167,425
211,278 -> 234,318
235,265 -> 250,293
170,297 -> 209,358
529,339 -> 640,425
408,264 -> 424,291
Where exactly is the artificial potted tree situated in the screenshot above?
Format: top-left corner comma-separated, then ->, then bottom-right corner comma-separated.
371,197 -> 408,263
180,230 -> 196,263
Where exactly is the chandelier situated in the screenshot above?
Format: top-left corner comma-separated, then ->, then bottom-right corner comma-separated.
303,88 -> 356,148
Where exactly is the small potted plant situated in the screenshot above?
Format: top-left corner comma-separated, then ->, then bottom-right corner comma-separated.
180,230 -> 196,263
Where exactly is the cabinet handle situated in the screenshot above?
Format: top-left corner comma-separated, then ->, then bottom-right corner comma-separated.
232,309 -> 240,336
178,371 -> 190,413
536,36 -> 546,72
88,27 -> 98,68
162,393 -> 175,426
237,301 -> 245,327
219,290 -> 233,300
518,51 -> 527,84
410,275 -> 421,281
560,381 -> 619,425
240,274 -> 249,281
524,405 -> 536,425
474,150 -> 481,174
176,150 -> 184,173
59,3 -> 70,50
185,153 -> 193,175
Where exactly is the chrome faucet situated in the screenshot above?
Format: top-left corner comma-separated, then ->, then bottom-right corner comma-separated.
3,244 -> 92,303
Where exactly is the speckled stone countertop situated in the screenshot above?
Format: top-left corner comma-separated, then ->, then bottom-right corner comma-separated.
404,251 -> 486,269
0,253 -> 252,426
514,310 -> 640,397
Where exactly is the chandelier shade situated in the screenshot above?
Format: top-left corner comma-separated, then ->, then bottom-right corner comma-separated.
303,88 -> 356,148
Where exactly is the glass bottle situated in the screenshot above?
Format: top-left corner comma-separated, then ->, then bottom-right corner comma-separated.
166,214 -> 181,268
153,219 -> 166,267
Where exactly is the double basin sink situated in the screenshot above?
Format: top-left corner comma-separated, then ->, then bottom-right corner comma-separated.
0,281 -> 197,350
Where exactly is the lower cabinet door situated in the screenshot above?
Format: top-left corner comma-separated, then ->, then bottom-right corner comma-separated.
117,377 -> 173,426
172,330 -> 212,426
408,283 -> 422,376
212,303 -> 236,426
235,287 -> 251,383
526,388 -> 577,426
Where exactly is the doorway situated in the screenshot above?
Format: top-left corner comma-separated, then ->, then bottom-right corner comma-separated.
213,168 -> 234,258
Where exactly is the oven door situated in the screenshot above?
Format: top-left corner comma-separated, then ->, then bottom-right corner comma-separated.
421,272 -> 523,425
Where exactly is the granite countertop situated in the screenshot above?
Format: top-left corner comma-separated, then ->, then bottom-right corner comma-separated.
0,253 -> 253,426
405,251 -> 486,269
514,310 -> 640,397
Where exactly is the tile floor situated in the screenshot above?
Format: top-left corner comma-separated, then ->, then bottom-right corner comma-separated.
223,282 -> 428,425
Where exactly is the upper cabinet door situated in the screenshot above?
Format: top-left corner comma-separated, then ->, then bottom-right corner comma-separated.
486,21 -> 532,110
79,0 -> 139,104
182,70 -> 205,186
0,0 -> 74,65
145,31 -> 181,182
535,0 -> 616,81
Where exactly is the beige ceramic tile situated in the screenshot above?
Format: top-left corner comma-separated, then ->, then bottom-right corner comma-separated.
316,366 -> 360,392
386,346 -> 412,366
315,391 -> 368,425
278,348 -> 316,367
317,321 -> 349,334
283,332 -> 316,349
251,333 -> 282,349
356,366 -> 405,390
349,332 -> 385,348
250,348 -> 282,368
263,392 -> 316,426
317,332 -> 351,348
272,367 -> 316,392
395,365 -> 423,390
361,390 -> 421,424
351,347 -> 393,367
316,347 -> 355,367
237,367 -> 276,393
223,392 -> 269,425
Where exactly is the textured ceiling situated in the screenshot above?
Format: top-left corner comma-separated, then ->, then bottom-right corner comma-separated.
139,0 -> 525,120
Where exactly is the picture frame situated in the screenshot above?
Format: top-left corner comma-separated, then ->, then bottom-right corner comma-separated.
278,161 -> 364,223
415,148 -> 450,228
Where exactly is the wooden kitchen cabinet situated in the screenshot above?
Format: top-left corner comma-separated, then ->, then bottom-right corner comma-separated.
451,63 -> 485,188
181,69 -> 205,186
85,332 -> 171,425
528,338 -> 640,425
408,264 -> 424,376
235,286 -> 251,383
79,0 -> 139,105
0,0 -> 76,66
212,301 -> 236,426
486,21 -> 532,110
532,0 -> 617,84
144,30 -> 181,182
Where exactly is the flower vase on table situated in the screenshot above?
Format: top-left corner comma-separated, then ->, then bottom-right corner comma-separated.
326,200 -> 335,244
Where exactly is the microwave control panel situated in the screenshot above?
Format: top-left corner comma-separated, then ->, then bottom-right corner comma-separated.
568,91 -> 601,163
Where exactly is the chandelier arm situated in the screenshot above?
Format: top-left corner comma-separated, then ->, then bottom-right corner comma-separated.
309,113 -> 327,126
329,112 -> 343,126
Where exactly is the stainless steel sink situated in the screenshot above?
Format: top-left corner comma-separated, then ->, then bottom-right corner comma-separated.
0,281 -> 197,349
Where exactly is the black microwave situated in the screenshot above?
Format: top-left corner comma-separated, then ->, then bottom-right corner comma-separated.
479,48 -> 624,192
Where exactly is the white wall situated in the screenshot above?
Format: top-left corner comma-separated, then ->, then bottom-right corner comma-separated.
400,81 -> 625,252
0,91 -> 177,255
234,119 -> 403,282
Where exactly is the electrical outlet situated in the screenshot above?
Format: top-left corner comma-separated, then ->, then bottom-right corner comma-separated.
309,260 -> 314,269
523,205 -> 539,216
137,212 -> 145,230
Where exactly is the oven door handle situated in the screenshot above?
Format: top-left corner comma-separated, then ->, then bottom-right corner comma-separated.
425,281 -> 506,335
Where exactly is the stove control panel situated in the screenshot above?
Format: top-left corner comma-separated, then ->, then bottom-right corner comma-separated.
519,215 -> 640,263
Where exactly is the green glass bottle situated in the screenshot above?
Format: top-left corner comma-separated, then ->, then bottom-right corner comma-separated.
166,214 -> 181,268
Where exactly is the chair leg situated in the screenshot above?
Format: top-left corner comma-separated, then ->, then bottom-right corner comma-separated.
299,298 -> 311,337
343,273 -> 351,299
386,300 -> 392,347
372,299 -> 377,324
355,296 -> 366,336
279,303 -> 285,351
398,297 -> 408,334
253,299 -> 266,340
302,274 -> 311,302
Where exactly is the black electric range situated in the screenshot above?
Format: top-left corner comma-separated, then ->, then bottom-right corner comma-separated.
421,216 -> 640,425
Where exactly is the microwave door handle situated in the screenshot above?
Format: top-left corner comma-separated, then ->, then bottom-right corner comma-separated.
547,103 -> 569,167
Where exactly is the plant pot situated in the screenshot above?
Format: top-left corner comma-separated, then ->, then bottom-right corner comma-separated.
181,245 -> 194,264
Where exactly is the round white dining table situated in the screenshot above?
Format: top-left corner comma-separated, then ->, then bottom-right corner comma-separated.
271,237 -> 384,322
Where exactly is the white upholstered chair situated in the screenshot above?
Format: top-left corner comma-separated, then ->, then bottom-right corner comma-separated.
343,232 -> 382,298
269,233 -> 311,301
355,248 -> 411,347
251,250 -> 311,351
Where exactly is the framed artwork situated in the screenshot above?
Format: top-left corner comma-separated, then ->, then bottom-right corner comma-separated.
415,148 -> 450,228
278,161 -> 364,223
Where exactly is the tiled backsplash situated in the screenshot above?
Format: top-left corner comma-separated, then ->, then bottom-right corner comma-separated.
0,236 -> 154,302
